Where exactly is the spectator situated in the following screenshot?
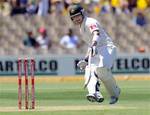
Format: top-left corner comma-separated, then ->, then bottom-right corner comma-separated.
23,30 -> 39,48
37,0 -> 49,16
60,28 -> 80,49
133,11 -> 147,27
120,0 -> 130,14
64,0 -> 71,10
19,0 -> 28,7
0,0 -> 11,16
128,0 -> 137,12
147,0 -> 150,6
51,0 -> 64,15
36,27 -> 52,50
110,0 -> 122,14
100,0 -> 111,14
26,0 -> 38,15
10,0 -> 27,16
137,0 -> 148,11
93,2 -> 101,15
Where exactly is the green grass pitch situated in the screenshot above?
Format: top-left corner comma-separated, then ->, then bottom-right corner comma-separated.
0,76 -> 150,115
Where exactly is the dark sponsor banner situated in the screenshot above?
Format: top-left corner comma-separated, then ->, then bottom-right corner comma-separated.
36,59 -> 58,75
0,58 -> 58,75
0,54 -> 149,76
113,56 -> 150,73
74,54 -> 150,74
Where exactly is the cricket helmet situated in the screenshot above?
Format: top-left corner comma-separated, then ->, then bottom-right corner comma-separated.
69,4 -> 84,20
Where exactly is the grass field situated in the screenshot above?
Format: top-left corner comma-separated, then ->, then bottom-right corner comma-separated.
0,75 -> 150,115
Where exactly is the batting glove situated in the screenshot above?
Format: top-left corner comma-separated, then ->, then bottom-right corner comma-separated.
77,59 -> 88,70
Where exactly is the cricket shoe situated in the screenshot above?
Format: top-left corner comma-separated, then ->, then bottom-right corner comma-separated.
109,96 -> 118,104
86,94 -> 104,103
109,88 -> 121,104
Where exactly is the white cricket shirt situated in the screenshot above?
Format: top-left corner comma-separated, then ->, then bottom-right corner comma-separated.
80,16 -> 114,47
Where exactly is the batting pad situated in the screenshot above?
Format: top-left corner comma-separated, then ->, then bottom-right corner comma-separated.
96,67 -> 120,97
84,66 -> 98,94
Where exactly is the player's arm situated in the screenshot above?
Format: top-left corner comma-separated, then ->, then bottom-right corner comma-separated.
83,29 -> 100,59
91,30 -> 99,47
77,24 -> 100,70
91,30 -> 100,55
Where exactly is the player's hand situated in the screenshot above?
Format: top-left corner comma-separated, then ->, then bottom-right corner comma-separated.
91,46 -> 97,57
77,60 -> 88,70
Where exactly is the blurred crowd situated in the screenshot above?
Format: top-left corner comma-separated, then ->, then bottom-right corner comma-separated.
0,0 -> 149,27
0,0 -> 149,16
23,27 -> 81,53
23,27 -> 52,50
0,0 -> 149,54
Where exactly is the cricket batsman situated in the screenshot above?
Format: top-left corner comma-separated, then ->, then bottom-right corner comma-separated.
69,4 -> 121,104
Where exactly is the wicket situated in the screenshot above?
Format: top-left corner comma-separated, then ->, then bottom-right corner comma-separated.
18,59 -> 35,109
